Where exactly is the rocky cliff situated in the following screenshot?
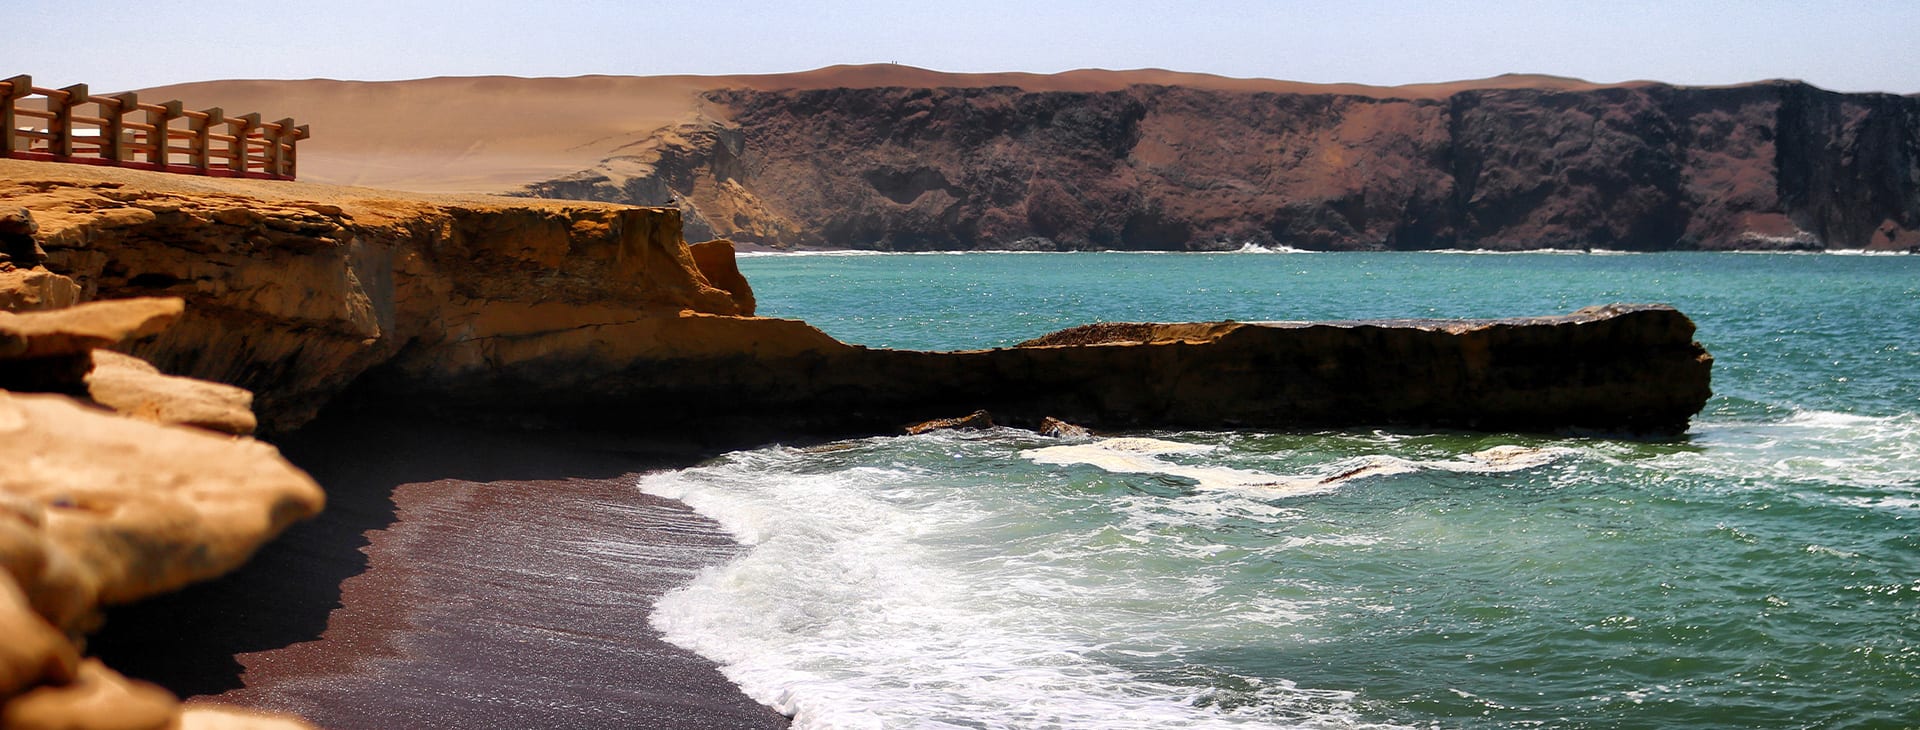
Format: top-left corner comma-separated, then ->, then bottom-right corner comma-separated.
5,161 -> 750,434
524,78 -> 1920,251
6,160 -> 1712,440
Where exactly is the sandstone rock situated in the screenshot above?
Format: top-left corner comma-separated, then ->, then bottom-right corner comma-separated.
0,298 -> 183,360
4,163 -> 1713,441
905,409 -> 995,435
378,304 -> 1708,439
85,350 -> 258,436
688,239 -> 756,316
1037,417 -> 1091,439
176,705 -> 319,730
0,390 -> 323,627
0,576 -> 77,698
0,209 -> 44,268
0,384 -> 317,730
0,269 -> 82,313
0,659 -> 175,730
1017,321 -> 1241,347
0,298 -> 185,397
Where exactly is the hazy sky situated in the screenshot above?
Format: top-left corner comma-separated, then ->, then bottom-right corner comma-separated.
9,0 -> 1918,94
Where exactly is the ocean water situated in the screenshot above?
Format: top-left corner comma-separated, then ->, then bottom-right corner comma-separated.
640,251 -> 1920,729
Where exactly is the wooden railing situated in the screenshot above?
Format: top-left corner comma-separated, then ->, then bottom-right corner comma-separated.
1,74 -> 307,180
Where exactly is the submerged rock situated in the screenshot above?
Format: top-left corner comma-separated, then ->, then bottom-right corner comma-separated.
1037,417 -> 1091,439
905,409 -> 995,434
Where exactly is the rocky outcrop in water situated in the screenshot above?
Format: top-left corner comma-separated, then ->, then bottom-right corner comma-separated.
525,80 -> 1919,252
365,303 -> 1710,438
9,161 -> 1712,440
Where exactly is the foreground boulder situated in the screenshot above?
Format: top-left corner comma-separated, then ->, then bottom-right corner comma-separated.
0,225 -> 319,727
0,389 -> 322,729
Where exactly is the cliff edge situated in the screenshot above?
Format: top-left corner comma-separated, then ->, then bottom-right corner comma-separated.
137,68 -> 1917,252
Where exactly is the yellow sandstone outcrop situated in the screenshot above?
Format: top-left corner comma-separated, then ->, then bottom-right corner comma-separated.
4,160 -> 747,433
0,267 -> 320,728
84,350 -> 258,436
0,298 -> 181,360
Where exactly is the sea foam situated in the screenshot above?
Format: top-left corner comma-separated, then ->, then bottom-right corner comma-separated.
639,434 -> 1410,729
1022,438 -> 1567,496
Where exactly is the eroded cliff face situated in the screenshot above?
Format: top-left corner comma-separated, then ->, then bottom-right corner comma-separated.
8,161 -> 1711,441
6,162 -> 750,433
525,81 -> 1919,251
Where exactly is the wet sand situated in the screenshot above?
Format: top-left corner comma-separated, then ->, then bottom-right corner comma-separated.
90,415 -> 790,729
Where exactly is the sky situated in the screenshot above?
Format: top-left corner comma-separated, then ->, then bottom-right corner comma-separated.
8,0 -> 1919,94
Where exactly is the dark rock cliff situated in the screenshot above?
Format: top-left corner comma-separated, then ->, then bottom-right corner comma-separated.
522,81 -> 1920,251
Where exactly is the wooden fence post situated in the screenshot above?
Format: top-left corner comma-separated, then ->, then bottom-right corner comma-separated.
105,92 -> 136,163
153,101 -> 182,166
1,74 -> 30,155
191,107 -> 222,172
268,117 -> 296,178
228,112 -> 259,174
290,125 -> 308,179
51,83 -> 87,158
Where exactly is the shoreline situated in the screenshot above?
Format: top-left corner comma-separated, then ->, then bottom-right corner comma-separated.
89,414 -> 789,729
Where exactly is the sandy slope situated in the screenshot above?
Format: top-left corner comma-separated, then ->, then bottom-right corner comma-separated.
136,65 -> 1650,194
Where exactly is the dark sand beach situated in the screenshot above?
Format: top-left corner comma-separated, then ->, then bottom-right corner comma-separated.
89,413 -> 790,729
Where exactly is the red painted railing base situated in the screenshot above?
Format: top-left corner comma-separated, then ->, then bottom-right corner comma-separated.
4,150 -> 294,181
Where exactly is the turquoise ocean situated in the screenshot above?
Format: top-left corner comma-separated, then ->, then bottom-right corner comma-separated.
640,250 -> 1920,729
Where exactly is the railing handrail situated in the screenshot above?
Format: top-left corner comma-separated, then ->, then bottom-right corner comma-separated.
1,74 -> 309,180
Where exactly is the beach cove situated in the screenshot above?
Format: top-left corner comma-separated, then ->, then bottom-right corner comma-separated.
1,160 -> 1727,728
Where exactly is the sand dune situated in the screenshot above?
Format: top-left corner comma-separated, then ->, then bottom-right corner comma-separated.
136,65 -> 1654,194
